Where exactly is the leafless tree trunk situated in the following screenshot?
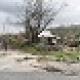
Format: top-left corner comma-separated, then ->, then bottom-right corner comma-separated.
24,0 -> 67,45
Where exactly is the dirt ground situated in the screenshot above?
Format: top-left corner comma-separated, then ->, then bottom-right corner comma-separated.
0,50 -> 45,72
0,50 -> 80,76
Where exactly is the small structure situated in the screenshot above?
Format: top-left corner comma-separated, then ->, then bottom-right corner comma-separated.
38,30 -> 62,51
38,30 -> 61,45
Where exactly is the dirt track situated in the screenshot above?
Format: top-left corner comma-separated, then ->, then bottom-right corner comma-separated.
0,50 -> 44,72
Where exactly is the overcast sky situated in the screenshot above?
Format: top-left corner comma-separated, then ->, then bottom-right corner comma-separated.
53,0 -> 80,26
0,0 -> 80,27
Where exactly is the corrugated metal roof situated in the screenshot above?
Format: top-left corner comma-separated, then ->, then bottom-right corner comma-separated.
38,30 -> 56,37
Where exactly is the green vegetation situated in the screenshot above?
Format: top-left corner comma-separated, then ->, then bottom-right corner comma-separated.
8,37 -> 80,62
49,25 -> 80,38
7,25 -> 80,63
46,51 -> 80,62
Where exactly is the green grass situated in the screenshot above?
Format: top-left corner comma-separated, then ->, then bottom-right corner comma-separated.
46,51 -> 80,62
9,39 -> 80,62
21,46 -> 80,62
19,44 -> 80,62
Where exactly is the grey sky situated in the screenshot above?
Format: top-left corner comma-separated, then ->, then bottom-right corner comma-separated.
53,0 -> 80,26
0,0 -> 80,27
0,0 -> 24,33
0,0 -> 24,24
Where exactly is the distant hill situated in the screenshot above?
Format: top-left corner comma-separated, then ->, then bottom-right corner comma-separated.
48,25 -> 80,37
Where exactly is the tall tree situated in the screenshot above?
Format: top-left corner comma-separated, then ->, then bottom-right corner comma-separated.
23,0 -> 67,44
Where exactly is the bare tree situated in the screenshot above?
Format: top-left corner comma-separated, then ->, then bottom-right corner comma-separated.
18,0 -> 67,45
